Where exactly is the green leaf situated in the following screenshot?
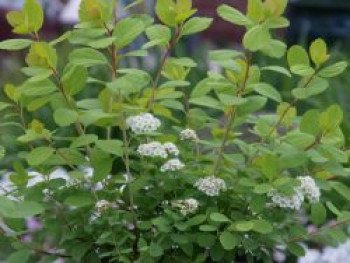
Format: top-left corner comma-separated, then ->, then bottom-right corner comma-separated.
300,110 -> 321,135
283,132 -> 315,149
261,39 -> 287,58
234,221 -> 254,232
8,0 -> 44,34
65,192 -> 93,207
318,144 -> 348,163
0,145 -> 5,161
326,202 -> 342,217
26,42 -> 57,68
91,149 -> 113,181
10,201 -> 44,218
62,65 -> 88,96
277,102 -> 297,127
53,108 -> 79,127
209,50 -> 242,61
26,146 -> 54,166
287,45 -> 310,68
318,61 -> 348,78
113,17 -> 145,48
261,66 -> 291,77
265,17 -> 289,29
292,77 -> 329,99
23,0 -> 44,33
71,134 -> 98,148
210,212 -> 231,223
265,0 -> 288,16
319,105 -> 343,133
247,0 -> 264,23
145,24 -> 171,47
95,140 -> 123,156
189,96 -> 222,110
327,228 -> 348,243
0,39 -> 32,50
310,38 -> 329,66
183,215 -> 206,229
217,94 -> 247,106
243,24 -> 271,52
107,73 -> 150,96
174,0 -> 196,23
331,182 -> 350,201
155,0 -> 177,27
20,79 -> 56,96
217,4 -> 251,26
199,225 -> 218,232
69,48 -> 107,67
168,57 -> 197,68
6,250 -> 31,263
290,65 -> 315,76
252,219 -> 273,234
219,231 -> 239,250
50,31 -> 72,46
88,36 -> 116,49
311,203 -> 327,226
252,83 -> 282,102
181,17 -> 213,36
0,102 -> 11,112
287,243 -> 305,257
78,0 -> 111,23
255,154 -> 280,180
149,242 -> 164,257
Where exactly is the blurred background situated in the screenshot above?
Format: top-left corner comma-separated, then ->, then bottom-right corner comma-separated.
1,0 -> 350,167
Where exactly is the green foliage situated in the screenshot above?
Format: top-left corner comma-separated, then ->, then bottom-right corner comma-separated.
6,0 -> 43,34
0,0 -> 349,262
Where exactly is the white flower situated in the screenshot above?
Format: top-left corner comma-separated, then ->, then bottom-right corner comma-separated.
298,249 -> 322,263
268,189 -> 304,210
172,198 -> 199,216
160,158 -> 185,172
299,240 -> 350,263
126,113 -> 161,134
180,129 -> 198,141
298,176 -> 320,203
137,142 -> 168,158
194,176 -> 227,197
163,142 -> 179,156
95,200 -> 111,215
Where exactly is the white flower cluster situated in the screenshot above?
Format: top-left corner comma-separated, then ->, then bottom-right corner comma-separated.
298,176 -> 320,203
299,240 -> 350,263
268,176 -> 321,210
172,198 -> 199,216
160,158 -> 185,172
180,129 -> 198,141
95,200 -> 111,215
163,142 -> 179,156
137,142 -> 168,158
194,176 -> 227,197
137,141 -> 180,159
126,113 -> 161,134
268,189 -> 304,210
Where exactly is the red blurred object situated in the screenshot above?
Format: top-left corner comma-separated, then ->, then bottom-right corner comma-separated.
193,0 -> 247,43
0,9 -> 13,40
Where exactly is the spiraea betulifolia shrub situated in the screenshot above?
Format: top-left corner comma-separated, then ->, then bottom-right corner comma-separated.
0,0 -> 350,262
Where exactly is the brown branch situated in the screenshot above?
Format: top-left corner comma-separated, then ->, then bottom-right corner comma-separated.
212,53 -> 251,175
0,222 -> 71,258
288,219 -> 350,243
147,26 -> 182,112
266,72 -> 318,139
50,68 -> 92,159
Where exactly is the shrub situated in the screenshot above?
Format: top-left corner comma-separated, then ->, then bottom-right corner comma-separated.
0,0 -> 349,262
